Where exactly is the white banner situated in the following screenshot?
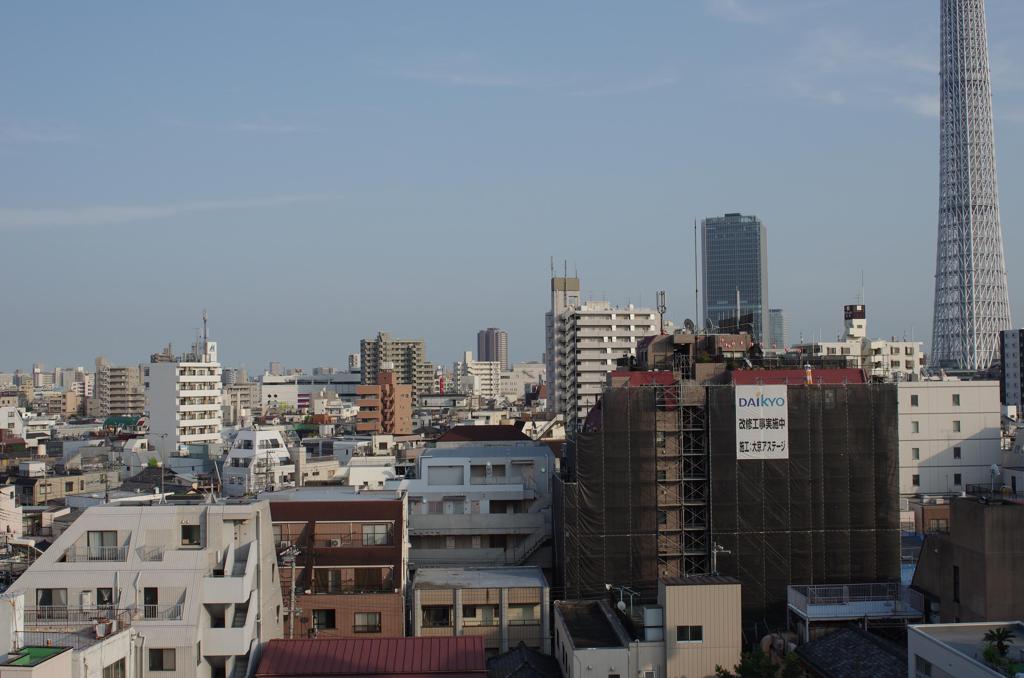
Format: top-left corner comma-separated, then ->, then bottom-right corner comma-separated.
735,385 -> 789,460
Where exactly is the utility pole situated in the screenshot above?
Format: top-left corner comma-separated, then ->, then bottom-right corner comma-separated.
280,545 -> 302,638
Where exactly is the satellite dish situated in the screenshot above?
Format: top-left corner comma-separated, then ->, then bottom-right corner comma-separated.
705,318 -> 716,332
616,600 -> 626,612
684,318 -> 695,333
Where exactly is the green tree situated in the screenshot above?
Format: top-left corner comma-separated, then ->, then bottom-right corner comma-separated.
984,626 -> 1015,657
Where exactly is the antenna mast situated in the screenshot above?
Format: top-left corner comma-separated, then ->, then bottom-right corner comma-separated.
656,291 -> 667,335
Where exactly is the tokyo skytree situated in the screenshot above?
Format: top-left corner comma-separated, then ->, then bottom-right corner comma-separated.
931,0 -> 1011,370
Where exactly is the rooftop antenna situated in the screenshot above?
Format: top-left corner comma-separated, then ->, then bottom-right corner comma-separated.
694,219 -> 700,331
860,269 -> 865,306
563,259 -> 568,309
202,309 -> 209,354
656,291 -> 667,334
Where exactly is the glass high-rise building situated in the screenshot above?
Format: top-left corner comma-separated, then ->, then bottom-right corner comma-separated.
701,213 -> 769,342
768,308 -> 787,350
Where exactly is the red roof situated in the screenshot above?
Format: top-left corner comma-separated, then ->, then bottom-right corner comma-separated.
255,637 -> 487,678
609,370 -> 676,387
730,368 -> 866,385
435,425 -> 529,443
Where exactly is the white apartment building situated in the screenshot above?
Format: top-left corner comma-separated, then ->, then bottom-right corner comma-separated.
385,444 -> 554,571
556,301 -> 660,428
0,406 -> 27,439
5,501 -> 283,678
146,339 -> 222,459
795,305 -> 924,382
452,352 -> 501,400
898,380 -> 1001,496
95,357 -> 146,418
1000,328 -> 1024,413
222,428 -> 296,497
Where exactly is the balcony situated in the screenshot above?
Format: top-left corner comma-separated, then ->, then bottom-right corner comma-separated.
204,602 -> 257,656
409,512 -> 544,536
787,583 -> 924,622
411,548 -> 508,567
62,545 -> 128,563
202,542 -> 257,604
139,604 -> 183,621
21,607 -> 132,651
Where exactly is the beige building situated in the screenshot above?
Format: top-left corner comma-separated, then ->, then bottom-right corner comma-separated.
554,576 -> 741,678
412,567 -> 550,656
360,332 -> 432,398
356,370 -> 413,435
94,357 -> 146,418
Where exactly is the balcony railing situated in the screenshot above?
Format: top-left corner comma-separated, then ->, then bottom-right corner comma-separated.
787,583 -> 923,621
62,545 -> 128,562
141,604 -> 183,621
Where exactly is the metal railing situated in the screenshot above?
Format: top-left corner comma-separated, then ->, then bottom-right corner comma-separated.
62,545 -> 128,562
137,546 -> 165,562
965,484 -> 1024,502
141,604 -> 183,621
25,607 -> 128,625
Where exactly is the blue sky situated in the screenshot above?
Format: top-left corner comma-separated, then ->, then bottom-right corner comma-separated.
3,0 -> 1024,372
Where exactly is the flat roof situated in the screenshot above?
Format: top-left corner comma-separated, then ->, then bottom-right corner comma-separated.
260,487 -> 400,502
555,601 -> 625,649
414,567 -> 547,590
1,646 -> 68,667
912,621 -> 1024,659
661,575 -> 741,587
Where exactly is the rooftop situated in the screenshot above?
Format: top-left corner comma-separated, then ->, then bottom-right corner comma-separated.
255,637 -> 487,678
912,621 -> 1024,669
0,646 -> 68,667
554,601 -> 625,649
661,575 -> 741,587
435,426 -> 530,443
261,486 -> 401,502
795,627 -> 906,678
414,567 -> 547,591
731,368 -> 867,385
486,642 -> 561,678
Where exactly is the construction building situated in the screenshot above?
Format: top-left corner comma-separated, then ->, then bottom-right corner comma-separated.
555,331 -> 901,633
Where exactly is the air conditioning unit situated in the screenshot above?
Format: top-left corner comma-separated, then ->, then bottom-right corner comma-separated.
329,538 -> 342,548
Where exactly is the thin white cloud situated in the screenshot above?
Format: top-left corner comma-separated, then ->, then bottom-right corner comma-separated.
0,122 -> 76,144
568,74 -> 678,98
708,0 -> 763,24
400,68 -> 532,89
894,94 -> 940,119
0,194 -> 327,230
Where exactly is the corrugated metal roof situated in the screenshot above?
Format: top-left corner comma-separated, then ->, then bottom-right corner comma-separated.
255,637 -> 488,678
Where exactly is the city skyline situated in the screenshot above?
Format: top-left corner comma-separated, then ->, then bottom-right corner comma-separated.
3,1 -> 1024,370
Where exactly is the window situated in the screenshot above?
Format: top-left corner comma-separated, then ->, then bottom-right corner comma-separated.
354,612 -> 382,633
952,393 -> 960,406
953,447 -> 961,460
953,474 -> 962,486
953,566 -> 960,603
655,431 -> 666,448
463,605 -> 499,627
103,659 -> 126,678
97,588 -> 114,608
657,510 -> 667,525
149,649 -> 176,671
952,420 -> 961,432
928,519 -> 948,533
912,447 -> 920,461
912,474 -> 920,487
362,524 -> 391,546
180,524 -> 201,547
87,530 -> 117,559
910,420 -> 919,433
197,641 -> 201,666
313,609 -> 337,629
35,588 -> 67,610
676,625 -> 703,642
508,604 -> 539,625
911,394 -> 919,407
915,655 -> 933,677
422,605 -> 452,628
65,481 -> 73,492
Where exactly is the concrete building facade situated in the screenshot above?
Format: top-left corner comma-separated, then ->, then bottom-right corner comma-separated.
94,357 -> 146,418
477,329 -> 509,371
898,380 -> 1001,496
356,370 -> 413,436
545,276 -> 581,415
360,333 -> 431,398
453,353 -> 501,401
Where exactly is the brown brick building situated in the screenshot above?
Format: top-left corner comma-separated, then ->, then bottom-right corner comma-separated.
356,369 -> 413,435
270,488 -> 408,639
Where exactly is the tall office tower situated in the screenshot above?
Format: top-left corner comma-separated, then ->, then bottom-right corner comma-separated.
360,332 -> 431,398
146,318 -> 222,458
767,309 -> 787,349
931,0 -> 1011,370
701,213 -> 769,343
1001,329 -> 1024,408
477,327 -> 510,370
545,275 -> 581,413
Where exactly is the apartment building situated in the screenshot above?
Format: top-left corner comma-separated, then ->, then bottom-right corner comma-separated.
94,357 -> 146,418
360,333 -> 432,398
356,370 -> 413,435
146,336 -> 222,458
412,566 -> 550,655
6,501 -> 283,678
1000,328 -> 1024,410
386,443 -> 554,571
268,487 -> 407,640
453,352 -> 501,400
477,328 -> 509,371
545,276 -> 581,415
222,428 -> 296,497
898,380 -> 1001,496
498,363 -> 545,403
794,305 -> 925,382
223,381 -> 261,426
555,301 -> 660,429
